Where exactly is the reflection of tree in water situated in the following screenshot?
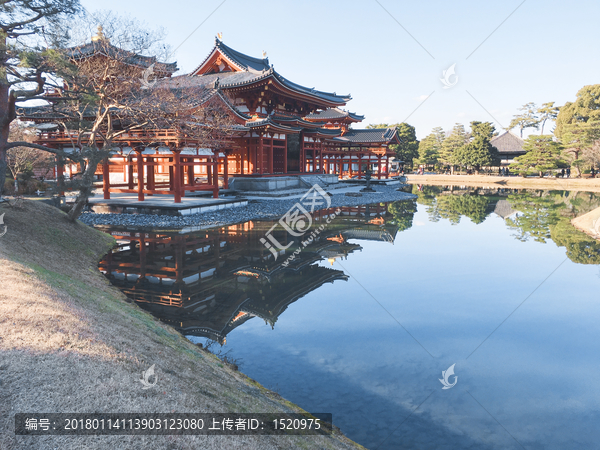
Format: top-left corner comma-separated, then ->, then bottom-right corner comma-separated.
389,200 -> 417,231
411,185 -> 495,224
506,192 -> 562,243
406,185 -> 600,265
434,194 -> 493,224
550,219 -> 600,264
507,190 -> 600,264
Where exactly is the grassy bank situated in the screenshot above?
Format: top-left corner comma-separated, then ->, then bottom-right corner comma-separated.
406,174 -> 600,192
0,200 -> 364,450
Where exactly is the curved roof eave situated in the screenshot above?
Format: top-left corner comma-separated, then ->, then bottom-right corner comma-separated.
272,71 -> 351,105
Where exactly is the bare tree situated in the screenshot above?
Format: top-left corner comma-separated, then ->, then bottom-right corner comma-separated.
0,0 -> 81,199
583,140 -> 600,171
6,121 -> 52,191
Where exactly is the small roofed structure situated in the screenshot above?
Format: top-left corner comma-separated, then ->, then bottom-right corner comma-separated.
305,108 -> 365,133
491,131 -> 526,166
493,199 -> 519,219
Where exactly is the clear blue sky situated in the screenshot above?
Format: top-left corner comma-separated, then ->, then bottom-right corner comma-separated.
80,0 -> 600,139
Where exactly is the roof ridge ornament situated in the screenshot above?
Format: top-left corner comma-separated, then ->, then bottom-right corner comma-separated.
91,25 -> 108,43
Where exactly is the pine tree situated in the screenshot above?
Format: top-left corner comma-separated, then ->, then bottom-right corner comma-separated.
439,123 -> 467,173
416,127 -> 444,168
509,135 -> 564,177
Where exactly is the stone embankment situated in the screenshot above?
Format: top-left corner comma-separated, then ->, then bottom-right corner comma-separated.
80,185 -> 416,229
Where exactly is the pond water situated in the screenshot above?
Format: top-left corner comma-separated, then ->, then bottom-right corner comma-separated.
99,186 -> 600,450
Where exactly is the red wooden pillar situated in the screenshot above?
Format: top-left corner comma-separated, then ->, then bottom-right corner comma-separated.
348,155 -> 353,177
240,148 -> 245,175
385,157 -> 390,179
358,154 -> 363,179
269,136 -> 274,174
283,135 -> 288,174
223,152 -> 229,189
258,135 -> 264,175
102,157 -> 110,199
180,158 -> 185,193
377,154 -> 382,179
212,153 -> 219,198
247,139 -> 251,174
135,150 -> 144,201
173,150 -> 182,203
147,156 -> 155,196
139,236 -> 146,279
185,157 -> 193,187
319,140 -> 324,173
128,155 -> 134,190
300,131 -> 305,173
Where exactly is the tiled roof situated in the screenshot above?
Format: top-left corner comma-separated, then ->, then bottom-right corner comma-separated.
304,127 -> 342,138
67,41 -> 178,74
244,117 -> 301,133
212,39 -> 271,72
190,39 -> 350,105
191,38 -> 271,75
271,71 -> 350,104
494,200 -> 518,219
162,71 -> 268,90
331,128 -> 398,144
305,107 -> 364,121
491,131 -> 525,154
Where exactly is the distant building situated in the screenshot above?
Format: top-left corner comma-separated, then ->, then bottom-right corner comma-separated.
493,199 -> 519,219
491,131 -> 526,166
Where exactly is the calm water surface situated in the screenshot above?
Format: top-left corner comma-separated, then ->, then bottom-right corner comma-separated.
99,186 -> 600,450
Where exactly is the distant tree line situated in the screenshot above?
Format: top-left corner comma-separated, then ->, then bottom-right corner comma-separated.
369,84 -> 600,178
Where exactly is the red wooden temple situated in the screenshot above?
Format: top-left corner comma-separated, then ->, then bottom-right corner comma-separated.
19,35 -> 403,202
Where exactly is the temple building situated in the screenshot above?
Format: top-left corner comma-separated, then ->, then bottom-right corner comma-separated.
491,131 -> 526,166
19,35 -> 402,202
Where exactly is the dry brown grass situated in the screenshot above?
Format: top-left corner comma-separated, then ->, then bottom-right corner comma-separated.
0,200 -> 364,450
407,174 -> 600,192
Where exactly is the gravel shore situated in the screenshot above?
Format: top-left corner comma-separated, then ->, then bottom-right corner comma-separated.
79,185 -> 416,229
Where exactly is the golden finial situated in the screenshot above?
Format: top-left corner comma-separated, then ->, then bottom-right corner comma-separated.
217,32 -> 223,40
262,50 -> 267,58
92,25 -> 107,42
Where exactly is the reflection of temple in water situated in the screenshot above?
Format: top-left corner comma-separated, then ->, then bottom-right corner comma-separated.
99,203 -> 400,343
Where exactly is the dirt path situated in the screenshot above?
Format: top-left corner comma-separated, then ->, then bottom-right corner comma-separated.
406,174 -> 600,192
0,200 -> 364,450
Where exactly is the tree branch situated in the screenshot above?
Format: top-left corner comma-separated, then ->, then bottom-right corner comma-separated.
5,141 -> 74,160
